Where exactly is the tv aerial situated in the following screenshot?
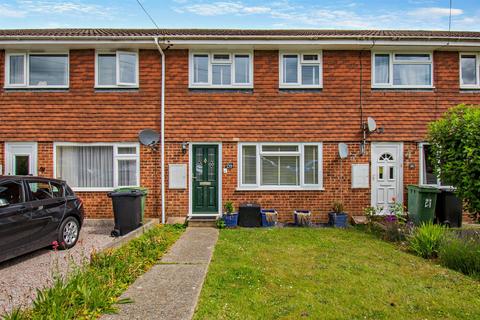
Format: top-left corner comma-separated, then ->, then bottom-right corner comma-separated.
138,129 -> 160,151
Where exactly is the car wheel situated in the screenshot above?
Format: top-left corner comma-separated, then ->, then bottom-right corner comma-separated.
58,216 -> 80,250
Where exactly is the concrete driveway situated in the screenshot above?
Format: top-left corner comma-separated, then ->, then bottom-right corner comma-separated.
0,221 -> 115,316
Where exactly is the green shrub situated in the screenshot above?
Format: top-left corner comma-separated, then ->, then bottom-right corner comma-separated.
428,104 -> 480,222
408,223 -> 446,258
439,236 -> 480,279
4,224 -> 184,320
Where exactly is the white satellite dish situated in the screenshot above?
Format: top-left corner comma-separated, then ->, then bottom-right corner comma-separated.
338,143 -> 349,159
367,117 -> 377,132
138,129 -> 160,147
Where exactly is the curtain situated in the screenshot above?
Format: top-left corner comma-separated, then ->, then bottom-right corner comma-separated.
261,156 -> 299,186
212,64 -> 231,85
235,55 -> 249,83
283,55 -> 298,83
118,160 -> 136,186
194,55 -> 208,83
461,56 -> 477,85
393,64 -> 431,86
98,54 -> 116,86
118,52 -> 136,84
57,146 -> 114,188
374,54 -> 389,84
304,145 -> 318,184
9,55 -> 24,85
242,146 -> 256,184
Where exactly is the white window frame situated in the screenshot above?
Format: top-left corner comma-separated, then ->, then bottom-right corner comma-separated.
238,142 -> 323,191
4,51 -> 70,89
53,142 -> 140,192
459,52 -> 480,89
279,52 -> 323,89
418,143 -> 452,189
371,52 -> 434,89
189,51 -> 253,89
95,50 -> 139,88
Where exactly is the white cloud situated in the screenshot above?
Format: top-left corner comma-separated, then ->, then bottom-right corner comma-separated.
17,1 -> 111,16
0,4 -> 25,18
177,1 -> 271,16
173,1 -> 477,30
409,7 -> 463,18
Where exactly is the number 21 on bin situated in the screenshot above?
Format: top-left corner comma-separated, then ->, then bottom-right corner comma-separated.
424,198 -> 432,208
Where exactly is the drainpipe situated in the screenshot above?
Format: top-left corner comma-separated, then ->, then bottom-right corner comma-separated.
154,37 -> 166,224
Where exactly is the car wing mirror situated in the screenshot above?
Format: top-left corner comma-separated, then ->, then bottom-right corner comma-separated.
0,198 -> 10,208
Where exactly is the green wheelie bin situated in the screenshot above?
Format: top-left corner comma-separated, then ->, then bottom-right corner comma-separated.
407,185 -> 440,226
113,187 -> 148,223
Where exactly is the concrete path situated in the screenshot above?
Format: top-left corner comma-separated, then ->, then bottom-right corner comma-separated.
101,227 -> 219,320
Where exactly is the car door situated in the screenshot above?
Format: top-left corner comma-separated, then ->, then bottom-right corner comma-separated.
26,180 -> 67,246
0,179 -> 32,261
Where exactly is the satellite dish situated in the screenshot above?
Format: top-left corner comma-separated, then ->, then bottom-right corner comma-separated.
338,143 -> 349,159
367,117 -> 377,132
138,129 -> 160,147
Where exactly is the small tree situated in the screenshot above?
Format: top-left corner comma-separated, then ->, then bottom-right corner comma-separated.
428,104 -> 480,222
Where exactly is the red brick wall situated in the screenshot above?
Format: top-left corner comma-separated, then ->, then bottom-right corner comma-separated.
165,141 -> 421,223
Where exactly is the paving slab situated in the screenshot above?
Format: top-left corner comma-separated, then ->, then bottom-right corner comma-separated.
102,227 -> 218,320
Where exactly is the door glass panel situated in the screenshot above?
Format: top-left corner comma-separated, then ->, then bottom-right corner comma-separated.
389,166 -> 395,180
15,155 -> 29,175
195,148 -> 203,180
207,148 -> 216,181
378,166 -> 384,180
0,181 -> 24,204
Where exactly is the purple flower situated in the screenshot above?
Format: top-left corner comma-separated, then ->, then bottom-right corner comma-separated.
385,215 -> 397,223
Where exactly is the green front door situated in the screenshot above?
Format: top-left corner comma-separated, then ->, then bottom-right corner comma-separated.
192,145 -> 218,213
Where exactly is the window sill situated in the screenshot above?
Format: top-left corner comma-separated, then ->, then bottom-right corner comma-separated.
189,88 -> 253,94
95,87 -> 139,92
4,87 -> 69,92
72,187 -> 115,193
236,187 -> 324,192
371,87 -> 435,92
460,87 -> 480,92
279,88 -> 323,93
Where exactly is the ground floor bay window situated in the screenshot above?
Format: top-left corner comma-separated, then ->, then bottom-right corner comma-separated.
238,143 -> 323,190
55,143 -> 140,191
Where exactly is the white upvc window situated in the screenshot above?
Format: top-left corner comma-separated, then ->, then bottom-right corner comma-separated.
459,53 -> 480,89
95,51 -> 139,88
238,142 -> 323,190
279,52 -> 322,88
54,143 -> 140,191
419,143 -> 452,188
5,52 -> 69,88
372,52 -> 433,88
189,51 -> 253,88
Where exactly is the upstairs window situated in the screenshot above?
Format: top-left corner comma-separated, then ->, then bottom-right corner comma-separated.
190,52 -> 253,88
5,53 -> 69,88
280,53 -> 322,88
239,143 -> 323,190
460,53 -> 480,88
373,52 -> 433,88
96,51 -> 139,88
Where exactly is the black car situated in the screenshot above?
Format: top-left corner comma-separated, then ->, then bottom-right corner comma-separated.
0,176 -> 85,263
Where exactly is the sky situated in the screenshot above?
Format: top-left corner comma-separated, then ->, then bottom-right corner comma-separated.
0,0 -> 479,31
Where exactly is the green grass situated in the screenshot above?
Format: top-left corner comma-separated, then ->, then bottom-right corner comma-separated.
194,228 -> 480,320
4,224 -> 184,320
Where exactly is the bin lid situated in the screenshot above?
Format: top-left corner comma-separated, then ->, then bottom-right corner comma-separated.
407,185 -> 441,193
108,189 -> 145,198
113,187 -> 148,194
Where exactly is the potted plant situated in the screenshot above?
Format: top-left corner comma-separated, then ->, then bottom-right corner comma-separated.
261,209 -> 278,227
328,201 -> 348,228
222,201 -> 238,228
294,210 -> 311,227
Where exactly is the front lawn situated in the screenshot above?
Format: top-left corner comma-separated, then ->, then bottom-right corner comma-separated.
194,228 -> 480,320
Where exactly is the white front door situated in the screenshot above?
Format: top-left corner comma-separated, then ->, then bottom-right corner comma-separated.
5,142 -> 38,175
371,143 -> 403,213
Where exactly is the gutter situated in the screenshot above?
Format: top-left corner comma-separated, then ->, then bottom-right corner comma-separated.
154,37 -> 166,225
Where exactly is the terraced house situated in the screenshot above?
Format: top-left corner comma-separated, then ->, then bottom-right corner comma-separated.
1,29 -> 479,223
